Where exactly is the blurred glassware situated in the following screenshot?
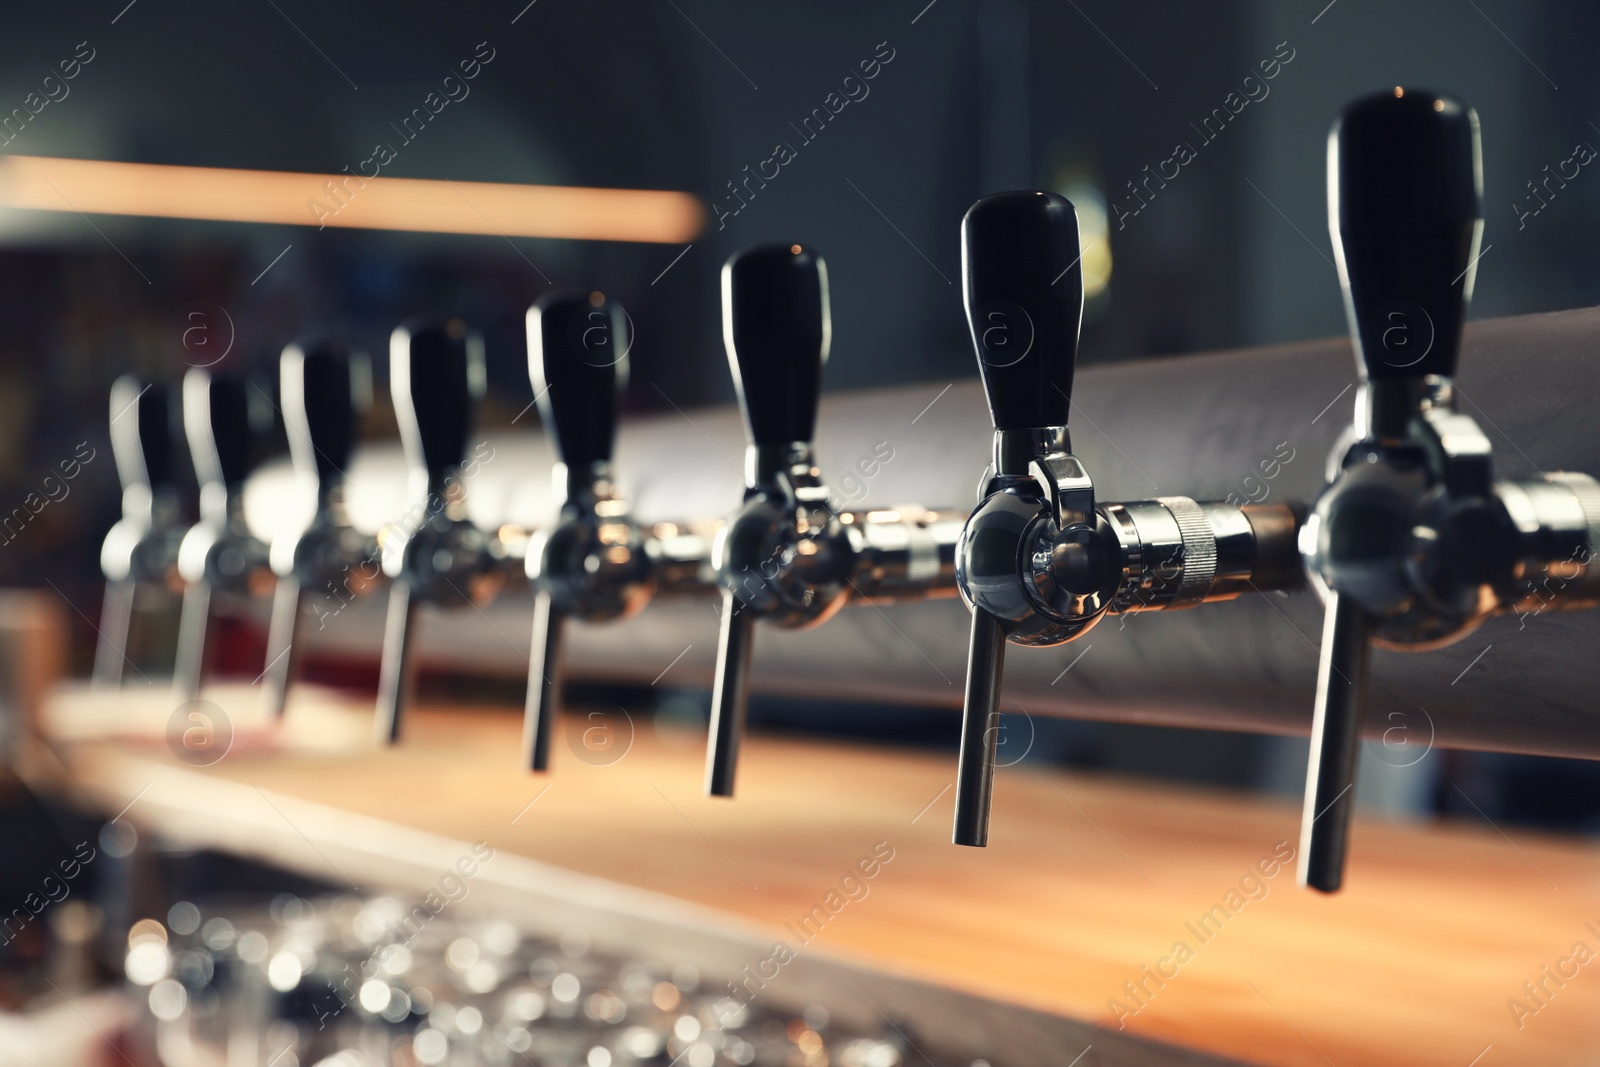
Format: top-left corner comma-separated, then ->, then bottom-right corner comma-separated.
126,891 -> 964,1067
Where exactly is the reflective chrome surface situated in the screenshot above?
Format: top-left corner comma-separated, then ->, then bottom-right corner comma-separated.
713,444 -> 853,631
527,464 -> 647,615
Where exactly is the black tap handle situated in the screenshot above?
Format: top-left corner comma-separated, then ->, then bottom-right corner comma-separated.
109,375 -> 174,497
391,319 -> 486,495
722,244 -> 829,452
962,191 -> 1083,431
529,290 -> 629,478
182,370 -> 256,492
281,339 -> 370,491
1331,89 -> 1481,381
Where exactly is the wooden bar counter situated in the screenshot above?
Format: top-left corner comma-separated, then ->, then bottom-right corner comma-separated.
29,682 -> 1600,1067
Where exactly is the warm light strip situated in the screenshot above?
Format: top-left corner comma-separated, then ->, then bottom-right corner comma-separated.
0,155 -> 704,244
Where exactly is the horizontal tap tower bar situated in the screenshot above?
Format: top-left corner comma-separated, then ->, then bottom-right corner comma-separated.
241,307 -> 1600,762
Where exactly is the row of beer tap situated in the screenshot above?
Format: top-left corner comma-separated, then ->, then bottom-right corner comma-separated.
91,90 -> 1600,892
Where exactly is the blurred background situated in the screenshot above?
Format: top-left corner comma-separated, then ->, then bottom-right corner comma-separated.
3,4 -> 1600,1033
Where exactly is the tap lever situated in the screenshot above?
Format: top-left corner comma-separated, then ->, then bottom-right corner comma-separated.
1332,89 -> 1480,390
284,339 -> 370,504
723,244 -> 829,452
183,371 -> 256,512
109,375 -> 176,515
532,290 -> 628,493
393,318 -> 486,502
962,190 -> 1083,434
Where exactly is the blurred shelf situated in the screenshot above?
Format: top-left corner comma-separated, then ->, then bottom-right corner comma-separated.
29,681 -> 1600,1067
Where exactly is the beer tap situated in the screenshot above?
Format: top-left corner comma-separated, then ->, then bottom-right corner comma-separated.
260,340 -> 377,718
1298,89 -> 1600,892
172,369 -> 275,703
373,319 -> 499,743
952,190 -> 1303,847
703,245 -> 969,796
703,245 -> 850,797
521,291 -> 660,771
96,377 -> 183,688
